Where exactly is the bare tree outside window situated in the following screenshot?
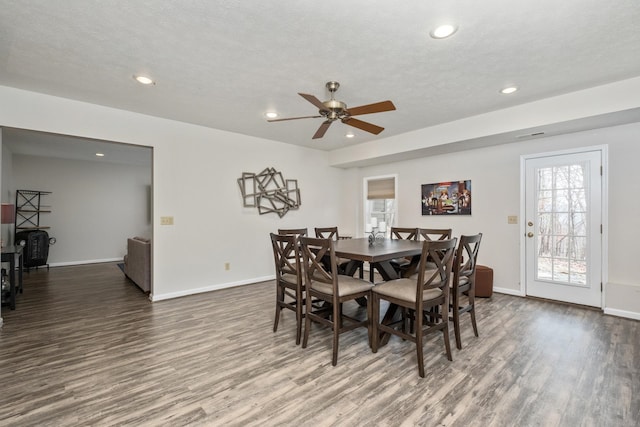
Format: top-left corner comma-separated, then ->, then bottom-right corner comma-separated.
536,162 -> 588,285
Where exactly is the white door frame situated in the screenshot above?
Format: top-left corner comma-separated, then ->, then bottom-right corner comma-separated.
519,144 -> 608,306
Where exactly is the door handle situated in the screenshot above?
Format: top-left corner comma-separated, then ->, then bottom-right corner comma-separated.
527,232 -> 534,238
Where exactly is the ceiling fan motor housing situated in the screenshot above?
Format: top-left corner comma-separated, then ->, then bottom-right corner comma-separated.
321,99 -> 348,120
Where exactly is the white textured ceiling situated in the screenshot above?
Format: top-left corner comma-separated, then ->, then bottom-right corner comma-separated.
1,0 -> 640,152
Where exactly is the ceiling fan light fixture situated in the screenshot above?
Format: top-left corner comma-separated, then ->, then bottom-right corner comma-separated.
134,75 -> 155,85
264,111 -> 278,119
345,132 -> 355,139
500,86 -> 518,94
430,24 -> 457,39
95,152 -> 105,157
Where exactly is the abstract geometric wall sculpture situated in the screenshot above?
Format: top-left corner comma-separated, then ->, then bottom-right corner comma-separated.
237,167 -> 301,217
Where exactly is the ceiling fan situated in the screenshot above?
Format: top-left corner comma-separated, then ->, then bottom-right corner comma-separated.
268,81 -> 396,139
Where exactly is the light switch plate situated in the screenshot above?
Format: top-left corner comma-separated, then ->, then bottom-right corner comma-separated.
160,216 -> 174,225
507,215 -> 518,224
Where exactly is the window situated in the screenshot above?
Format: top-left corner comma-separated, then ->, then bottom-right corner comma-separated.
364,175 -> 397,236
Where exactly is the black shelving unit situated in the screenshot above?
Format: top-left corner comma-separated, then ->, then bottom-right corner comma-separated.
14,190 -> 53,270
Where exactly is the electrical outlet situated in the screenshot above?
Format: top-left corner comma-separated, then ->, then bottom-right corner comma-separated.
160,216 -> 174,225
507,215 -> 518,224
224,262 -> 230,271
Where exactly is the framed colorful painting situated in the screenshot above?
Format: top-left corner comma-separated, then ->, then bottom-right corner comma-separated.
421,180 -> 471,215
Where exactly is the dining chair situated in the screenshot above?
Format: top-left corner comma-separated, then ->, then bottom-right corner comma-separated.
371,237 -> 458,378
450,233 -> 483,349
299,236 -> 374,366
270,233 -> 305,345
389,227 -> 419,277
314,226 -> 364,278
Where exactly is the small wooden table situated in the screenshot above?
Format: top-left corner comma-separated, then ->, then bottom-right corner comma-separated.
334,238 -> 423,281
1,245 -> 24,310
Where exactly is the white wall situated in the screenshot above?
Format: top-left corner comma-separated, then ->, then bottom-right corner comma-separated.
0,86 -> 353,301
2,85 -> 637,318
12,154 -> 152,265
354,122 -> 640,317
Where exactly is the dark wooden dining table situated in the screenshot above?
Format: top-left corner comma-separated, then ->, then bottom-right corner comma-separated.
334,237 -> 423,282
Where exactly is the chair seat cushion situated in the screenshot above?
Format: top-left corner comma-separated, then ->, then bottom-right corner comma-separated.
280,273 -> 300,286
451,276 -> 470,291
373,278 -> 442,303
408,268 -> 438,281
311,276 -> 373,297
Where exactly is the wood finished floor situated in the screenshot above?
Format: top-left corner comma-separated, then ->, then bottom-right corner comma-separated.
0,262 -> 638,427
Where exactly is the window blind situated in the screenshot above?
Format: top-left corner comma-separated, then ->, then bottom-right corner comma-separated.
367,177 -> 395,199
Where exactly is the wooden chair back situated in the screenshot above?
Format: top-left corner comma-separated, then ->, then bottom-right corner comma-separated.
415,238 -> 458,309
299,236 -> 336,293
270,233 -> 301,280
418,228 -> 452,241
390,227 -> 419,241
277,228 -> 308,238
314,226 -> 339,241
453,233 -> 483,290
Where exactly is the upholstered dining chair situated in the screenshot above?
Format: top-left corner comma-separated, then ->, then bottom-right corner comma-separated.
371,238 -> 458,378
270,233 -> 305,345
314,226 -> 363,278
450,233 -> 483,349
299,236 -> 374,366
389,227 -> 419,277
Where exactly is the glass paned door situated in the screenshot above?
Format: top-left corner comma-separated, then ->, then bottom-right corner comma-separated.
524,149 -> 602,307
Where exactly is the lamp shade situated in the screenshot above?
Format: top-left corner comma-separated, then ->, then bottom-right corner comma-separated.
1,203 -> 15,224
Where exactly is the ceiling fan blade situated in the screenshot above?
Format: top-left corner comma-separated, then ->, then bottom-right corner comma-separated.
299,93 -> 327,111
312,121 -> 332,139
267,115 -> 322,122
342,118 -> 384,135
346,100 -> 396,116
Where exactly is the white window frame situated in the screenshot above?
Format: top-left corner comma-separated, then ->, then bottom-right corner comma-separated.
363,174 -> 398,237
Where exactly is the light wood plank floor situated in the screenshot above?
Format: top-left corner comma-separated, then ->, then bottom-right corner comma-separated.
0,262 -> 638,426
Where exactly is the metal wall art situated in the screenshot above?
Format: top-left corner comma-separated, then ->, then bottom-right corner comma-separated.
237,167 -> 301,217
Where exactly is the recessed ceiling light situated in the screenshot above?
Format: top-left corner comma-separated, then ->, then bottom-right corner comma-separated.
500,86 -> 518,94
264,112 -> 278,119
134,75 -> 155,85
345,132 -> 355,139
430,24 -> 457,39
95,153 -> 105,157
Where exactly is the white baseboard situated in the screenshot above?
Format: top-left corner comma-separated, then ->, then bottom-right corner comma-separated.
150,275 -> 275,302
603,308 -> 640,321
493,286 -> 526,297
49,258 -> 122,267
